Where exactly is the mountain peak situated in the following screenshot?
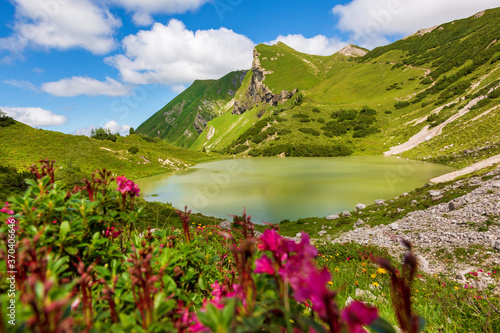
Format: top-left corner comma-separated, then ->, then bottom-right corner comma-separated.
337,44 -> 368,57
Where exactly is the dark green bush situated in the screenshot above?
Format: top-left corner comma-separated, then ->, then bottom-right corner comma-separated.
128,146 -> 139,154
298,128 -> 320,136
0,110 -> 15,127
90,128 -> 118,142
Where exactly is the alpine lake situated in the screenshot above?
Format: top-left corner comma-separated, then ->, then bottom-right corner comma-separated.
136,156 -> 454,224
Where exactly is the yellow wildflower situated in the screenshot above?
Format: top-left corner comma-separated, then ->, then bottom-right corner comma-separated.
372,282 -> 379,287
362,268 -> 367,273
371,274 -> 376,279
355,281 -> 359,286
362,262 -> 366,267
377,268 -> 387,274
454,286 -> 459,290
334,268 -> 339,272
328,281 -> 333,285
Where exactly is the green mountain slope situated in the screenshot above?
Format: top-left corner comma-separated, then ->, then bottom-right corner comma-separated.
139,7 -> 500,164
136,70 -> 247,148
0,121 -> 214,181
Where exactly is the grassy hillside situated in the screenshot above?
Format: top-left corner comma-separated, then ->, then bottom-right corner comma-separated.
137,7 -> 500,166
0,121 -> 215,182
136,70 -> 247,148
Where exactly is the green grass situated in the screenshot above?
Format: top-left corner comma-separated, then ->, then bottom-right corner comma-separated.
136,70 -> 247,148
165,7 -> 500,163
0,122 -> 215,182
314,247 -> 500,332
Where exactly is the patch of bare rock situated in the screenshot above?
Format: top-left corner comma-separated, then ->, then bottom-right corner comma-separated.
327,168 -> 500,288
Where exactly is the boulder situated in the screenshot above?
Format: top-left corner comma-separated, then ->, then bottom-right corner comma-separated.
356,203 -> 366,210
428,190 -> 441,197
326,214 -> 339,220
388,222 -> 399,231
219,220 -> 232,230
375,199 -> 386,206
354,219 -> 365,227
494,241 -> 500,251
448,200 -> 463,211
342,211 -> 352,217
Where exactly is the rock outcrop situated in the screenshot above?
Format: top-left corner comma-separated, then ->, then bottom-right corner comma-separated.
233,49 -> 297,115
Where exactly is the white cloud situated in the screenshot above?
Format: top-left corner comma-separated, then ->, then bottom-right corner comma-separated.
3,79 -> 39,92
1,106 -> 67,126
105,19 -> 254,85
41,76 -> 133,97
267,34 -> 347,56
74,120 -> 131,136
7,0 -> 121,54
171,84 -> 186,93
332,0 -> 500,49
104,120 -> 131,135
110,0 -> 210,25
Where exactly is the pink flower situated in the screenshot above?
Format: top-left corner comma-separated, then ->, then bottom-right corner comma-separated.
258,229 -> 282,252
189,315 -> 210,333
1,202 -> 14,215
254,255 -> 275,275
341,301 -> 378,333
116,175 -> 140,197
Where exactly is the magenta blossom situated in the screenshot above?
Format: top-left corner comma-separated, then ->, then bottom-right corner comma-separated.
1,202 -> 14,215
341,301 -> 378,333
254,255 -> 275,275
116,175 -> 140,197
105,226 -> 121,238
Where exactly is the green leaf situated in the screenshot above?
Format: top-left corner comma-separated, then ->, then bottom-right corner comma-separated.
65,247 -> 78,255
198,275 -> 207,290
369,317 -> 397,333
59,221 -> 70,239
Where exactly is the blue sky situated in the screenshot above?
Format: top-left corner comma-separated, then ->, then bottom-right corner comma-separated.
0,0 -> 498,135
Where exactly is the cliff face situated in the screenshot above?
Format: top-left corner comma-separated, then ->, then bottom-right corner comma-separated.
233,49 -> 297,115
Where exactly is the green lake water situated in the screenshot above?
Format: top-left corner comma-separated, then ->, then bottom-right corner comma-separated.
136,156 -> 454,224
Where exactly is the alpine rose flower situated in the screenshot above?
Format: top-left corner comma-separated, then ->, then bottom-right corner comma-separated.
341,301 -> 378,333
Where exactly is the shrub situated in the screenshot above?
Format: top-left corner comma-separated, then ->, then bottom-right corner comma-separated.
251,131 -> 269,144
266,126 -> 277,135
312,107 -> 321,113
352,127 -> 381,138
128,146 -> 139,154
488,88 -> 500,99
140,134 -> 157,143
90,128 -> 118,142
0,109 -> 15,127
298,128 -> 320,136
420,77 -> 433,85
277,128 -> 292,135
231,144 -> 249,154
394,101 -> 410,109
322,121 -> 347,136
